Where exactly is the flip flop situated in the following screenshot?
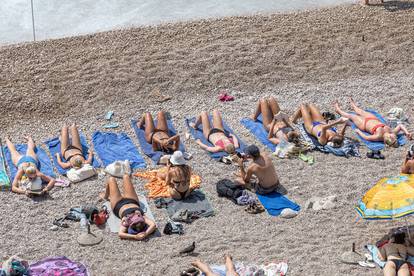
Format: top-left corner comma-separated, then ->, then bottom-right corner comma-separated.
53,218 -> 69,228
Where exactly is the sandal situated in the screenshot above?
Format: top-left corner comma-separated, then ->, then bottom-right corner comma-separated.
180,267 -> 200,276
53,218 -> 69,228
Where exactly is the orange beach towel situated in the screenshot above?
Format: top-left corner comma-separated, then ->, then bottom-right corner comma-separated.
134,168 -> 201,198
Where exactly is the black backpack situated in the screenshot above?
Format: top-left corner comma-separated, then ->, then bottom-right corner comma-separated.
216,179 -> 244,204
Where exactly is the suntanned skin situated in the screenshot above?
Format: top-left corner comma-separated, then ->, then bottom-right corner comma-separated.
190,110 -> 239,153
235,151 -> 279,191
56,124 -> 93,169
250,97 -> 299,145
157,161 -> 192,200
378,242 -> 410,276
137,111 -> 180,153
100,175 -> 156,241
402,157 -> 414,174
191,254 -> 239,276
6,136 -> 55,196
334,98 -> 412,145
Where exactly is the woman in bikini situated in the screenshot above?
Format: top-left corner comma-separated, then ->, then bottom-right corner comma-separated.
292,103 -> 348,147
378,232 -> 410,276
100,174 -> 156,240
335,98 -> 412,147
137,111 -> 180,155
187,254 -> 239,276
56,124 -> 93,169
157,151 -> 192,200
6,137 -> 55,196
251,97 -> 300,145
190,110 -> 239,154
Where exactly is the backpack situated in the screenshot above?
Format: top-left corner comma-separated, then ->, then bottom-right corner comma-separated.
216,179 -> 244,204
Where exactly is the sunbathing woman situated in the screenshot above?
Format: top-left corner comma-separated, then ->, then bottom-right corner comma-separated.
56,124 -> 93,169
251,97 -> 300,145
335,98 -> 412,147
292,103 -> 348,147
378,232 -> 410,276
137,111 -> 180,154
6,137 -> 55,196
402,145 -> 414,174
190,110 -> 239,154
100,174 -> 156,241
157,151 -> 193,200
187,254 -> 239,276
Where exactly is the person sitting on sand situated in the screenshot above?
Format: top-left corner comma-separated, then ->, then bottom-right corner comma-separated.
251,97 -> 300,145
335,98 -> 412,147
157,151 -> 193,200
186,254 -> 239,276
378,231 -> 410,276
137,111 -> 180,154
56,124 -> 94,169
234,145 -> 279,195
190,110 -> 239,154
402,145 -> 414,174
292,103 -> 349,147
6,137 -> 55,196
100,173 -> 156,241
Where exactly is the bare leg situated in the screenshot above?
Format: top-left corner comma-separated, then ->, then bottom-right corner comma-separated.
224,254 -> 239,276
5,138 -> 23,166
291,107 -> 302,124
60,125 -> 69,156
308,103 -> 325,122
191,260 -> 219,276
300,104 -> 314,134
383,261 -> 397,276
70,124 -> 82,153
334,101 -> 365,129
398,263 -> 410,276
142,113 -> 156,142
25,136 -> 37,160
194,111 -> 212,139
122,174 -> 139,201
349,98 -> 372,117
155,111 -> 169,132
211,110 -> 225,131
250,99 -> 273,126
267,97 -> 281,117
105,177 -> 123,210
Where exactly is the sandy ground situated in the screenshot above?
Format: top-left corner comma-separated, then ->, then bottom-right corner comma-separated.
1,2 -> 414,276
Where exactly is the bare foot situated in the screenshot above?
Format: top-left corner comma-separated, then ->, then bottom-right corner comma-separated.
98,192 -> 108,202
249,114 -> 257,121
334,101 -> 341,114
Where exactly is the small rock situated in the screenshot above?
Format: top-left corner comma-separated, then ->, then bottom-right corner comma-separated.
306,195 -> 337,211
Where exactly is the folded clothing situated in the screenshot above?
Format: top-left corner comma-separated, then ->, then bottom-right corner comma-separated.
92,131 -> 146,170
240,115 -> 276,152
185,117 -> 246,161
44,134 -> 100,175
134,168 -> 201,198
130,118 -> 185,165
257,191 -> 300,217
3,144 -> 56,180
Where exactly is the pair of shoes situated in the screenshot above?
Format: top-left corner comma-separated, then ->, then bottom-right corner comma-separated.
180,267 -> 200,276
245,202 -> 265,214
367,150 -> 385,160
104,160 -> 131,177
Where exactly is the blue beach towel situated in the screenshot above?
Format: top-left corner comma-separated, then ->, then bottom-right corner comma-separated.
44,134 -> 101,175
185,117 -> 246,161
297,124 -> 360,157
350,109 -> 406,151
0,144 -> 10,190
240,115 -> 276,152
92,131 -> 146,170
256,191 -> 300,216
3,144 -> 56,181
130,119 -> 185,165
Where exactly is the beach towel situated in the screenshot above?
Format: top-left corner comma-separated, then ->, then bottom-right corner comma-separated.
0,143 -> 10,191
103,195 -> 157,234
256,191 -> 300,217
3,144 -> 56,181
92,131 -> 146,170
130,119 -> 185,165
164,189 -> 214,222
209,261 -> 288,276
185,117 -> 246,161
44,134 -> 101,175
134,168 -> 201,198
28,256 -> 89,276
240,115 -> 277,151
351,109 -> 406,151
297,124 -> 360,157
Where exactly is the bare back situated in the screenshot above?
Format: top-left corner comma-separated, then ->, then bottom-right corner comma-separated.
169,166 -> 191,193
249,153 -> 279,188
382,243 -> 407,261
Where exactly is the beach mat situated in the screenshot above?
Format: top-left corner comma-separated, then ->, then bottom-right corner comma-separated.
3,144 -> 56,180
44,134 -> 101,175
0,141 -> 10,191
28,256 -> 89,276
92,131 -> 146,170
185,117 -> 246,161
351,109 -> 406,151
240,114 -> 276,152
256,191 -> 300,216
130,119 -> 185,165
104,195 -> 158,235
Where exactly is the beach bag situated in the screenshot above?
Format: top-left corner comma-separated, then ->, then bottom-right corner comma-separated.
67,164 -> 96,183
216,179 -> 244,204
1,256 -> 29,276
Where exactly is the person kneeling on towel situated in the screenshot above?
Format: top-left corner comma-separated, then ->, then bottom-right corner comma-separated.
234,144 -> 279,195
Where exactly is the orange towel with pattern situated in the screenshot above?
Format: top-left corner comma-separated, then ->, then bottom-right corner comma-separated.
134,168 -> 201,198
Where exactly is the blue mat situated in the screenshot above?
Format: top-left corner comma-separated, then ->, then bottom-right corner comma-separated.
185,117 -> 246,161
350,109 -> 406,151
44,134 -> 101,175
130,119 -> 185,165
3,144 -> 56,181
256,191 -> 300,216
92,131 -> 146,169
240,114 -> 276,152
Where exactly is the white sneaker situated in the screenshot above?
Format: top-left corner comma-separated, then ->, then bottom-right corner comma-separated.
123,160 -> 131,175
105,161 -> 124,178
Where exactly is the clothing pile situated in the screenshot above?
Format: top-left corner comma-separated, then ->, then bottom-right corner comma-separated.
216,179 -> 257,206
387,107 -> 409,128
